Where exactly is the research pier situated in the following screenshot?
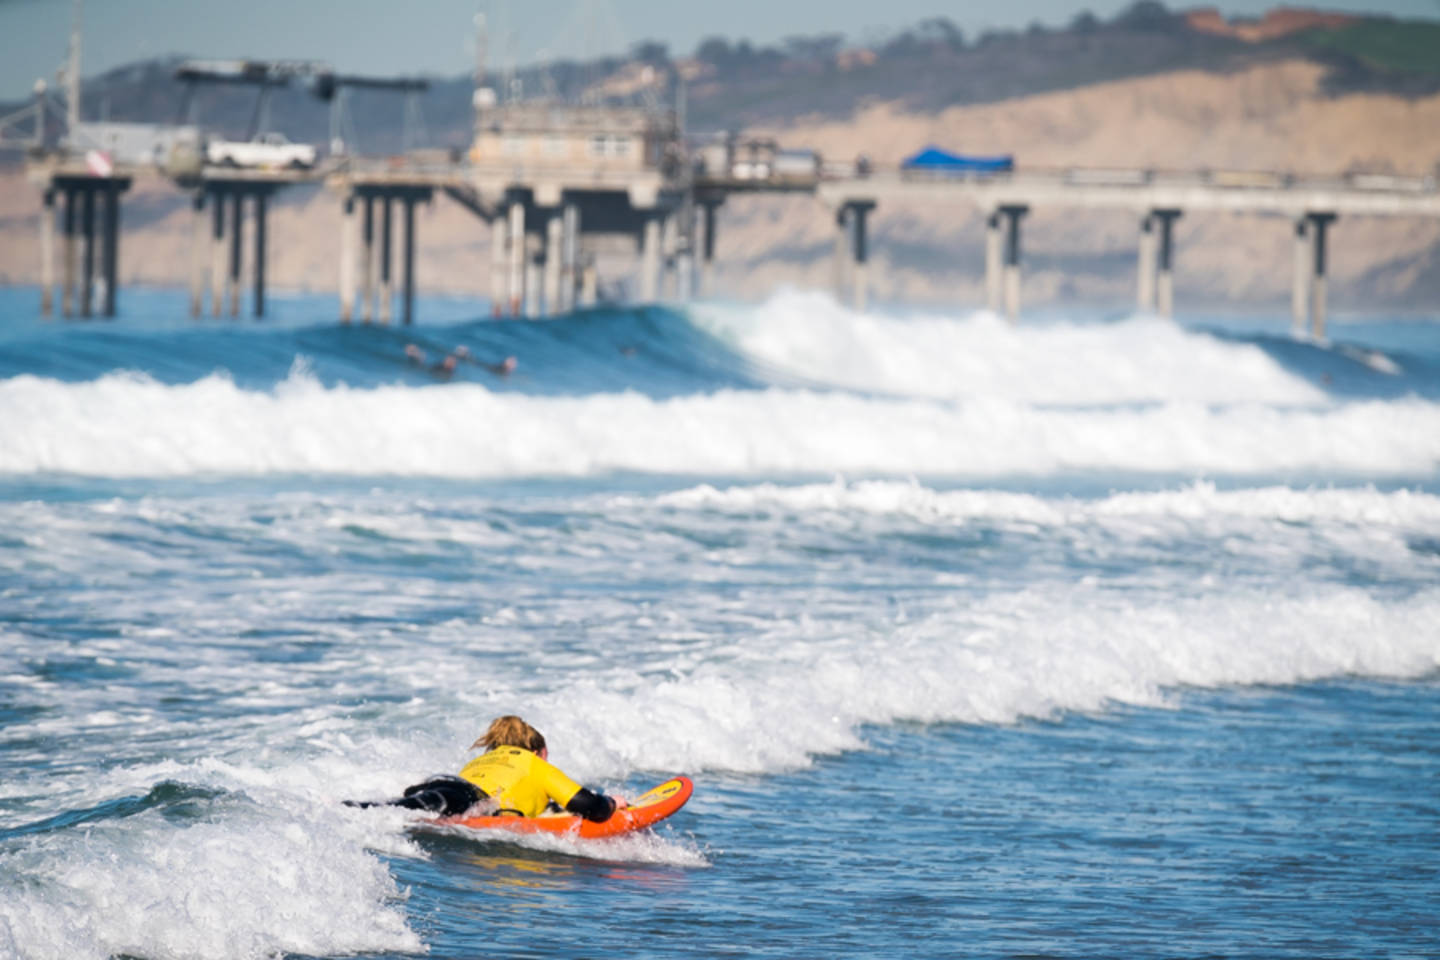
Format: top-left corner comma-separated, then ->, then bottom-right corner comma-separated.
16,46 -> 1440,332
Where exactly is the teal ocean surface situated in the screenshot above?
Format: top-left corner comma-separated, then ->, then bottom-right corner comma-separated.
1,286 -> 1437,959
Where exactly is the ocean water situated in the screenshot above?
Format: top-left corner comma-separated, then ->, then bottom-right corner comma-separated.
0,285 -> 1437,959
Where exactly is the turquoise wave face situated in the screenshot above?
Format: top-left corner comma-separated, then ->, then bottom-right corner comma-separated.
0,288 -> 774,397
0,286 -> 1437,402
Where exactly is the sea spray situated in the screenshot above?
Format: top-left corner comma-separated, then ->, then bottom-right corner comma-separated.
692,289 -> 1332,405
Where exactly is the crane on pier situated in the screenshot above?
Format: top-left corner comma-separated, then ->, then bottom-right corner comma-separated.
174,59 -> 330,140
310,73 -> 431,157
173,59 -> 431,158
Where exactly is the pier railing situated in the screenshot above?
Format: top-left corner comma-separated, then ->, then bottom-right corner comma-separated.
815,168 -> 1440,217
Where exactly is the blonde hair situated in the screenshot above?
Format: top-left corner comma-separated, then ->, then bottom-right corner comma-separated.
471,715 -> 546,753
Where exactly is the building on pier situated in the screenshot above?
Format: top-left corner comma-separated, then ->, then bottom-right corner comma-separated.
459,100 -> 689,317
470,103 -> 679,176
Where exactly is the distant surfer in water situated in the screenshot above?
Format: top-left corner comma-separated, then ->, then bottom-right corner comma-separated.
485,355 -> 518,376
451,345 -> 517,377
430,354 -> 458,379
403,344 -> 472,381
350,715 -> 625,821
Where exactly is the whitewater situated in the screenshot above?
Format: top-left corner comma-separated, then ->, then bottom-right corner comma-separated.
1,286 -> 1436,960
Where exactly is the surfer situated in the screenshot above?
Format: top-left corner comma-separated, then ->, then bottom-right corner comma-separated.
484,355 -> 518,376
451,346 -> 516,376
430,354 -> 458,379
353,715 -> 625,821
458,715 -> 624,819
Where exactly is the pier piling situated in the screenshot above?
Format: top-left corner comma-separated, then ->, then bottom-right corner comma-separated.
580,257 -> 598,308
999,204 -> 1028,321
210,188 -> 225,318
985,211 -> 1004,314
667,215 -> 681,301
80,187 -> 95,318
525,251 -> 542,319
698,198 -> 721,297
61,188 -> 76,318
833,207 -> 850,303
507,200 -> 525,316
1307,212 -> 1336,340
1152,209 -> 1182,318
847,201 -> 875,312
1137,214 -> 1156,313
561,203 -> 579,313
339,196 -> 356,324
676,251 -> 693,303
40,190 -> 55,318
402,194 -> 417,326
1290,218 -> 1310,336
253,191 -> 268,318
379,196 -> 393,325
228,191 -> 243,318
490,214 -> 507,317
361,196 -> 375,324
676,206 -> 694,303
189,193 -> 206,318
640,215 -> 661,303
544,211 -> 563,316
102,182 -> 120,317
673,203 -> 694,301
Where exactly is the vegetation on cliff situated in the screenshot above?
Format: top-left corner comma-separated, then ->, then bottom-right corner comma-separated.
3,3 -> 1436,155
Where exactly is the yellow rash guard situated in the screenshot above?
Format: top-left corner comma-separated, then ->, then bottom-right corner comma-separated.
457,746 -> 584,817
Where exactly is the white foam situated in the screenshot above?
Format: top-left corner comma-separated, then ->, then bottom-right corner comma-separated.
16,577 -> 1433,800
526,585 -> 1440,780
6,579 -> 1436,807
0,800 -> 422,960
3,481 -> 1436,782
653,478 -> 1440,527
692,289 -> 1329,405
2,370 -> 1438,479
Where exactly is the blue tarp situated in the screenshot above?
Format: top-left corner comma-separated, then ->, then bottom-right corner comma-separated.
901,146 -> 1013,172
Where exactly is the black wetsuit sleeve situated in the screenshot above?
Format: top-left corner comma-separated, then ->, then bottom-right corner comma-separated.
564,787 -> 617,822
388,776 -> 483,816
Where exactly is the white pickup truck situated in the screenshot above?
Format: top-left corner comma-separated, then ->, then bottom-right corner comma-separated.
206,132 -> 317,169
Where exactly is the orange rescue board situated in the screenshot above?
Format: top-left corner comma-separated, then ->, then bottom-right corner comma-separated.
441,775 -> 693,840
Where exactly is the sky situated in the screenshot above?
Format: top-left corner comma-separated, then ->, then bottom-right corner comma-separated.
0,0 -> 1436,101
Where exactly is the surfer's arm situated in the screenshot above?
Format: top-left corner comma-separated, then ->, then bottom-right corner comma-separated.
564,787 -> 618,822
533,754 -> 623,822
